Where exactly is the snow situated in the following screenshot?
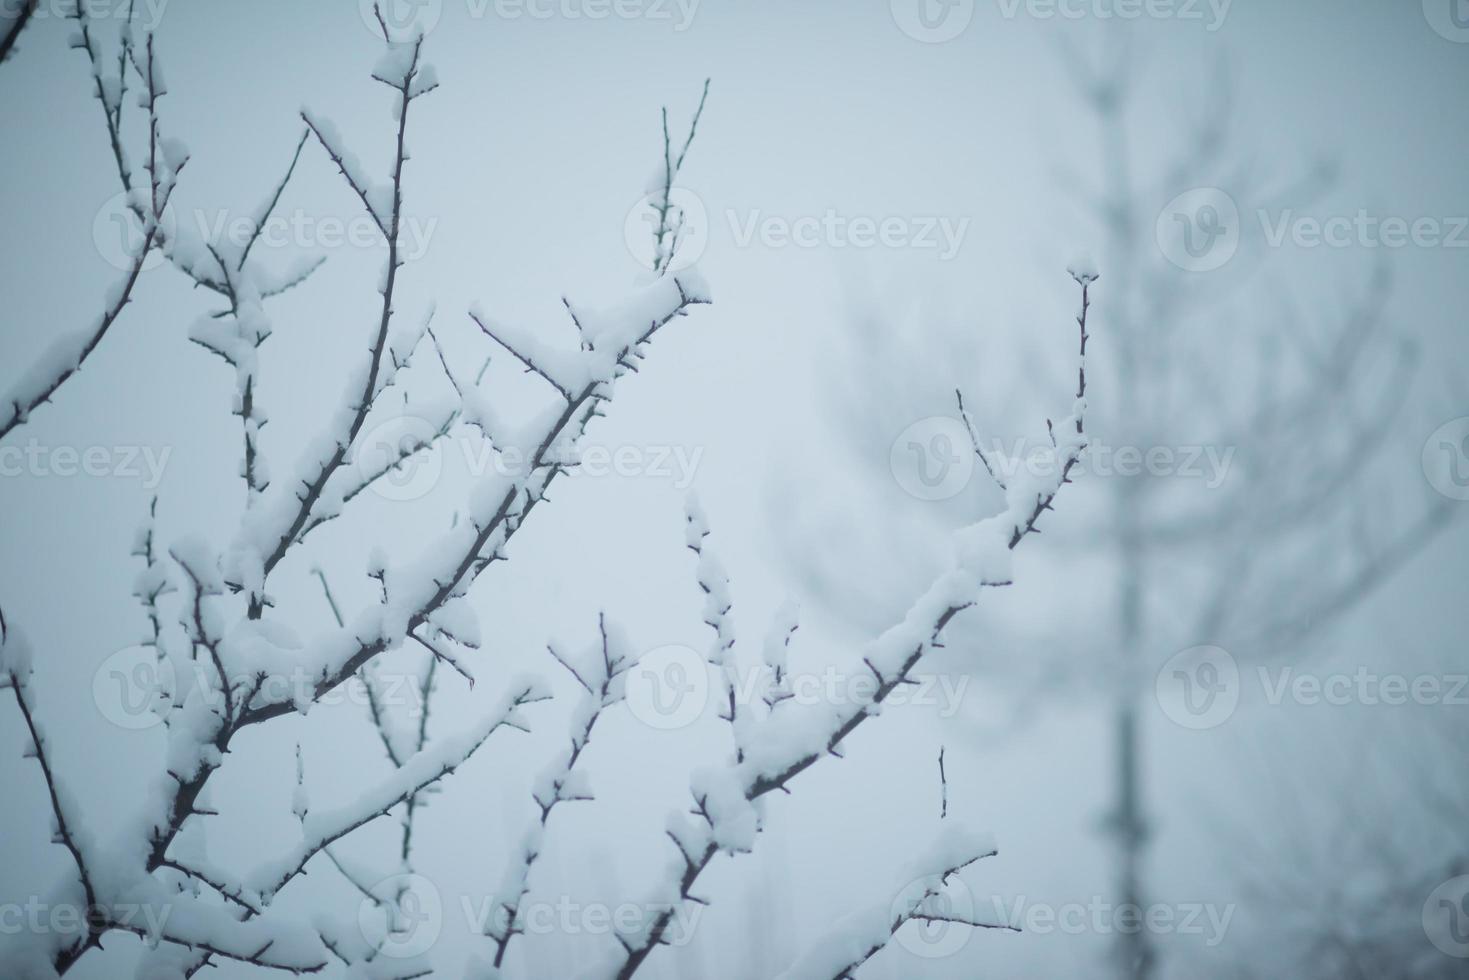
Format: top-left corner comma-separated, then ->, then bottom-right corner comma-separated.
301,110 -> 393,231
774,825 -> 1004,980
408,63 -> 440,99
292,745 -> 309,823
1,328 -> 91,431
772,905 -> 891,980
953,515 -> 1014,584
160,136 -> 190,174
247,677 -> 544,900
0,28 -> 730,980
763,600 -> 799,678
1067,251 -> 1100,283
471,271 -> 709,400
371,42 -> 419,89
689,766 -> 760,854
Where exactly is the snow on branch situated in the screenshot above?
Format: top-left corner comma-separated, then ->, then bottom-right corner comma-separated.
609,269 -> 1095,980
774,827 -> 1015,980
684,494 -> 742,755
3,23 -> 725,978
1,620 -> 99,931
230,275 -> 709,728
246,680 -> 547,903
469,271 -> 713,402
478,616 -> 633,970
468,309 -> 578,402
240,35 -> 437,611
761,600 -> 799,711
1,7 -> 186,445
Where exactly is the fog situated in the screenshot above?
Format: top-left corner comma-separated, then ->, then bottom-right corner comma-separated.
1,1 -> 1466,978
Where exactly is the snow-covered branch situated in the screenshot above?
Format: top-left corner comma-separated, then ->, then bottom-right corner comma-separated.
609,269 -> 1095,980
2,624 -> 99,937
240,34 -> 435,612
477,616 -> 632,970
684,494 -> 742,754
774,827 -> 1015,980
247,681 -> 546,903
0,7 -> 186,445
1,22 -> 721,976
